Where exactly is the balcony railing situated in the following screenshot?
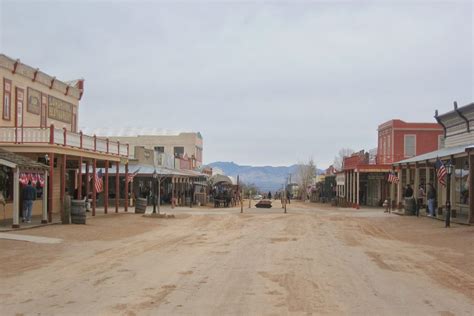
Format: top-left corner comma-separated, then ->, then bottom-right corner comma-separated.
0,125 -> 129,157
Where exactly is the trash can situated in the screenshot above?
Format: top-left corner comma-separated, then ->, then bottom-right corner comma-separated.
135,198 -> 147,214
404,198 -> 416,215
71,199 -> 86,224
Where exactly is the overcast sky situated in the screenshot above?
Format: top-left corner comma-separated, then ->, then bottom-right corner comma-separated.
1,0 -> 472,167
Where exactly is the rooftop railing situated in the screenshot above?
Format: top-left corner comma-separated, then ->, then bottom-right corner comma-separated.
0,125 -> 129,157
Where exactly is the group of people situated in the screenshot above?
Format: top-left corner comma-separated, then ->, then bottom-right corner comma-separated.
404,183 -> 437,216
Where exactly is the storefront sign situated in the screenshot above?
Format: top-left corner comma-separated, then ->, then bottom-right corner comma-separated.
27,88 -> 41,115
368,173 -> 386,180
48,96 -> 73,123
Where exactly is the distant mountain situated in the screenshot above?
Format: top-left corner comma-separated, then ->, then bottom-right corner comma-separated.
208,161 -> 324,192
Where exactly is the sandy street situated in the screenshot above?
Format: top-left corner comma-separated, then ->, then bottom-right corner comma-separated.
0,202 -> 473,316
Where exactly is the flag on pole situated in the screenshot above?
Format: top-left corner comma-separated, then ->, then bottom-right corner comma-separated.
435,158 -> 447,186
95,169 -> 104,193
388,171 -> 399,183
126,168 -> 140,183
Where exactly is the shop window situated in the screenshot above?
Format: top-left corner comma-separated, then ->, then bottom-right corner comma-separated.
438,135 -> 445,149
174,146 -> 184,157
0,167 -> 12,201
3,78 -> 11,120
454,157 -> 469,205
404,135 -> 416,157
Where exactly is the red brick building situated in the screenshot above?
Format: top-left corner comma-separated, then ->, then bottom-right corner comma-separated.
342,120 -> 444,207
377,120 -> 444,164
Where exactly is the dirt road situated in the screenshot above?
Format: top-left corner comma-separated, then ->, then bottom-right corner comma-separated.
1,202 -> 473,315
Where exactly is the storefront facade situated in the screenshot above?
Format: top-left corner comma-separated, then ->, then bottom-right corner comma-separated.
0,54 -> 130,228
393,102 -> 474,224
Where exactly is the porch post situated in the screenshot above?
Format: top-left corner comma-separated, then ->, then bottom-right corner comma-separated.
48,152 -> 54,222
78,157 -> 83,199
426,164 -> 431,186
124,163 -> 129,212
390,178 -> 395,202
41,170 -> 48,224
406,167 -> 411,187
352,171 -> 356,204
85,161 -> 90,201
92,159 -> 96,216
115,161 -> 119,213
356,171 -> 360,206
171,176 -> 175,209
414,164 -> 420,199
104,160 -> 109,214
397,168 -> 403,206
12,167 -> 20,228
344,171 -> 350,202
469,152 -> 474,224
60,154 -> 66,220
347,170 -> 352,203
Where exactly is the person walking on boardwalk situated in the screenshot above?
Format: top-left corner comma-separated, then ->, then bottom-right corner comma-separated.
22,180 -> 36,223
427,183 -> 437,217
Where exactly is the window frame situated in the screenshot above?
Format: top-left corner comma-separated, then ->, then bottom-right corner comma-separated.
173,146 -> 184,157
3,78 -> 12,121
438,135 -> 445,149
404,134 -> 416,158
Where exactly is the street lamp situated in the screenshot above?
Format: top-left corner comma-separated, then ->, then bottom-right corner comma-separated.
153,169 -> 157,214
445,161 -> 453,228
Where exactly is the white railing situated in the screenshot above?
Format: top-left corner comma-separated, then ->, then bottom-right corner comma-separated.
66,131 -> 81,147
23,127 -> 49,143
0,125 -> 128,157
82,135 -> 95,151
119,145 -> 128,157
0,127 -> 17,142
54,129 -> 64,145
109,142 -> 118,155
155,153 -> 174,169
96,138 -> 107,153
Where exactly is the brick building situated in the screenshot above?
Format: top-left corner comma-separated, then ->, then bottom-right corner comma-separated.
377,120 -> 444,164
343,119 -> 444,207
393,102 -> 474,223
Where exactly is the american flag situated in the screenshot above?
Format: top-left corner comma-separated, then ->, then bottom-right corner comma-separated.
388,171 -> 399,183
435,158 -> 447,186
126,168 -> 140,184
94,169 -> 104,193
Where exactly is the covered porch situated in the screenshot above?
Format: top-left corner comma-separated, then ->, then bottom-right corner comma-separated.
0,125 -> 131,227
393,144 -> 474,224
0,148 -> 49,228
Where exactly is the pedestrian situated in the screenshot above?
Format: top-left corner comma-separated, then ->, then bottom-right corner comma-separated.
22,180 -> 36,223
427,183 -> 437,217
417,185 -> 425,208
404,184 -> 414,198
268,191 -> 272,200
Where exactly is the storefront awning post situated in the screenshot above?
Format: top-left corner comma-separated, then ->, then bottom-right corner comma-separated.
42,170 -> 48,224
12,167 -> 19,228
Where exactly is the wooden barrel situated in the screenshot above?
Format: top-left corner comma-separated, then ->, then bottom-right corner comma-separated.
71,199 -> 86,224
135,198 -> 147,214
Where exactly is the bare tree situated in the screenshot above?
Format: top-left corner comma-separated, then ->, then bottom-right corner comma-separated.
333,148 -> 354,171
295,158 -> 317,200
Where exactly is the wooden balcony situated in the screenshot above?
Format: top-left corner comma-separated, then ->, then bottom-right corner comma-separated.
0,125 -> 129,158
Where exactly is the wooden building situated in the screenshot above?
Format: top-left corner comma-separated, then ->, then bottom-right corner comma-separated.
393,102 -> 474,224
0,54 -> 130,228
